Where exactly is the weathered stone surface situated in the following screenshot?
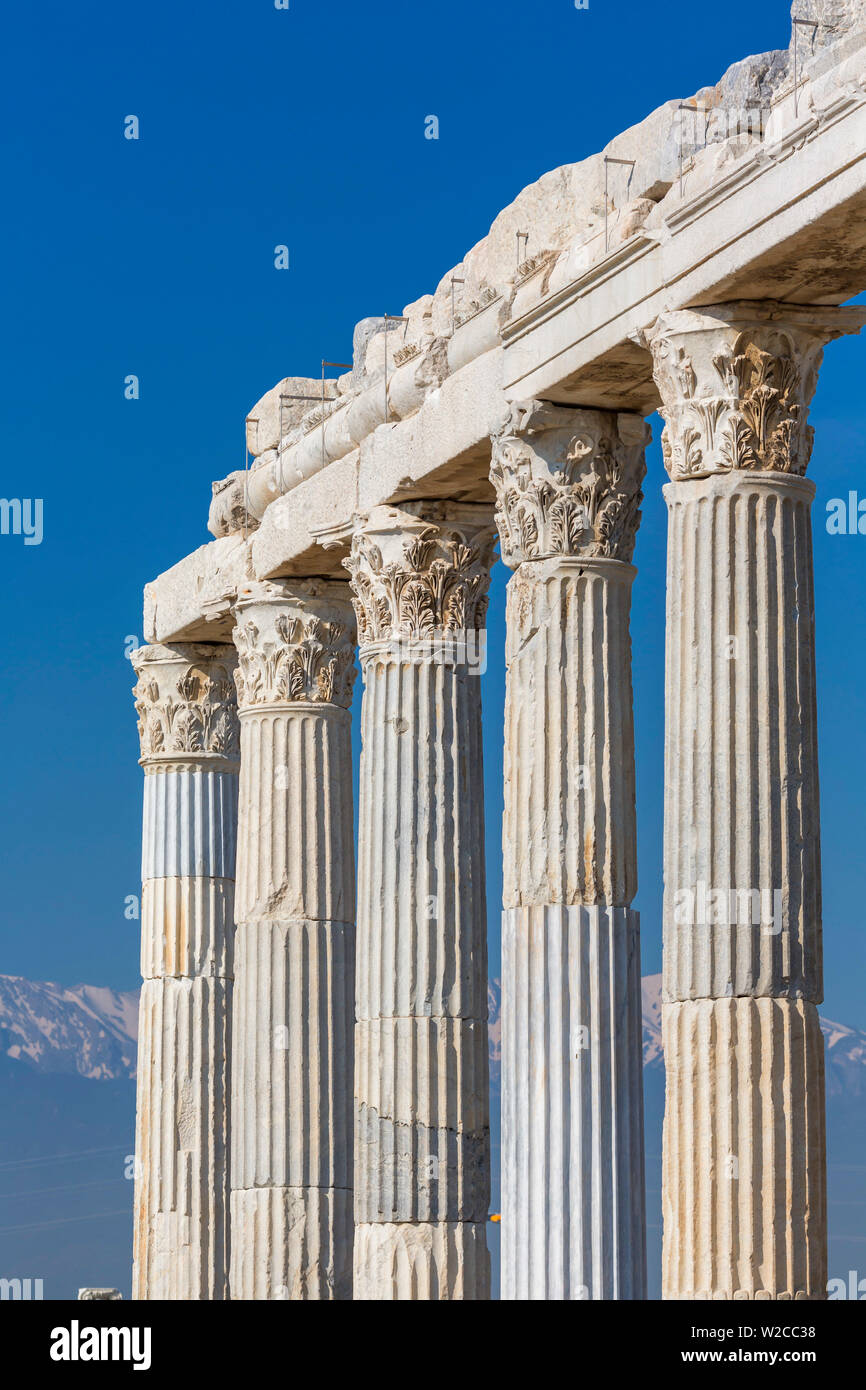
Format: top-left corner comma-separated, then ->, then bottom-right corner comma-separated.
231,919 -> 353,1193
353,1221 -> 489,1301
132,4 -> 866,1306
491,400 -> 647,569
662,998 -> 827,1300
347,503 -> 494,1300
789,0 -> 865,52
147,26 -> 866,639
131,644 -> 239,1302
649,305 -> 863,1300
140,877 -> 233,981
344,500 -> 494,645
134,975 -> 231,1300
355,1018 -> 490,1224
246,376 -> 339,458
229,580 -> 356,1300
502,558 -> 639,908
233,582 -> 355,711
208,471 -> 259,539
501,905 -> 645,1300
230,1188 -> 352,1301
660,469 -> 822,1003
493,408 -> 647,1301
648,302 -> 865,484
133,644 -> 239,766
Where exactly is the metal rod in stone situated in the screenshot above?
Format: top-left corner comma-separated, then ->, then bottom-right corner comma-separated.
793,19 -> 820,119
278,392 -> 320,488
382,316 -> 408,422
450,277 -> 465,337
676,103 -> 711,199
321,362 -> 352,467
604,157 -> 635,253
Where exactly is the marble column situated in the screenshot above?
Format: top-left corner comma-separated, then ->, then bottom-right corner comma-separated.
649,300 -> 865,1300
229,579 -> 356,1300
491,401 -> 649,1301
345,502 -> 495,1300
131,642 -> 240,1300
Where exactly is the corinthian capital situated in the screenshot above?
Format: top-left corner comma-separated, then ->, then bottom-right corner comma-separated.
343,502 -> 496,646
490,401 -> 648,568
232,579 -> 356,710
647,302 -> 866,483
131,643 -> 239,767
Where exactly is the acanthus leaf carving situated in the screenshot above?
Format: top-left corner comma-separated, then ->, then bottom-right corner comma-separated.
132,650 -> 240,762
344,506 -> 495,645
489,403 -> 648,566
233,601 -> 356,710
648,308 -> 840,483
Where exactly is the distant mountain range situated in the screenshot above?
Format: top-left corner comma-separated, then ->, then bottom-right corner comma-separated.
0,976 -> 138,1081
1,973 -> 863,1299
5,971 -> 864,1095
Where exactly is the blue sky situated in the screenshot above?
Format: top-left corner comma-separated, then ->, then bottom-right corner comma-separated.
2,0 -> 866,1028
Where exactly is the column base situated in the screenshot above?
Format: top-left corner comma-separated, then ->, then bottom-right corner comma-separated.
229,1188 -> 352,1300
353,1222 -> 490,1300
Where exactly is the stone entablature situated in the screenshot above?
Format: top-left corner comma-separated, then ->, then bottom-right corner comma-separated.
145,24 -> 866,647
218,14 -> 866,537
208,471 -> 259,539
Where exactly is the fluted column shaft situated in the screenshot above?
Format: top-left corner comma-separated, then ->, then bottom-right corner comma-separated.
492,401 -> 649,1300
650,300 -> 866,1300
345,502 -> 494,1300
230,579 -> 356,1300
131,642 -> 240,1300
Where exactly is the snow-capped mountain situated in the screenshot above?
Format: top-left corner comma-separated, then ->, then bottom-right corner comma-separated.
4,972 -> 865,1096
0,975 -> 138,1080
642,973 -> 664,1067
488,979 -> 501,1075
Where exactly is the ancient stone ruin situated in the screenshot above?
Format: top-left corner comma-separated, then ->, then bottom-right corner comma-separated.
131,1 -> 866,1298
